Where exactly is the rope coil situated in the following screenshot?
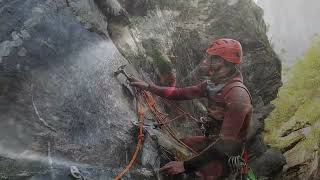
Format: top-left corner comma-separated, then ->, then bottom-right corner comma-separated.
113,92 -> 145,180
114,89 -> 202,179
142,91 -> 199,155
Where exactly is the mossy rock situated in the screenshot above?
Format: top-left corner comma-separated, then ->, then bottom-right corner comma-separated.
151,49 -> 173,75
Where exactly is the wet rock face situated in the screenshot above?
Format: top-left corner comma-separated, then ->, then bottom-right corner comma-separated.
0,0 -> 159,179
1,0 -> 284,179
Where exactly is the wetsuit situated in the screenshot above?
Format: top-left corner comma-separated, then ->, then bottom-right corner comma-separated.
148,71 -> 253,179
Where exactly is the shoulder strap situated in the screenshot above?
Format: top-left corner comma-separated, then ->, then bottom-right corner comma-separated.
205,80 -> 226,98
220,80 -> 252,103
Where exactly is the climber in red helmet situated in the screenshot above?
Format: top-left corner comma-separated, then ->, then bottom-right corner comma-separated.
130,38 -> 253,180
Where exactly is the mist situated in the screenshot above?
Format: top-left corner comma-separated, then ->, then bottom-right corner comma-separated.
257,0 -> 320,67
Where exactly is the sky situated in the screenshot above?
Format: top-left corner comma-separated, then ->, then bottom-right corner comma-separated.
257,0 -> 320,67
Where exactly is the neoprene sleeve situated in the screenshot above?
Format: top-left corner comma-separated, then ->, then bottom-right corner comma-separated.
148,81 -> 207,100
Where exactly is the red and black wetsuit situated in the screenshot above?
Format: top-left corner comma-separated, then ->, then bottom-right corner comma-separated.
148,71 -> 253,179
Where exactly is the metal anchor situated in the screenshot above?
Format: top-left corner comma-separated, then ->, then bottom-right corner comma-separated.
113,64 -> 132,81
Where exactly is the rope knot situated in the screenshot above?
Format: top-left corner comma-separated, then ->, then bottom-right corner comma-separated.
138,134 -> 145,140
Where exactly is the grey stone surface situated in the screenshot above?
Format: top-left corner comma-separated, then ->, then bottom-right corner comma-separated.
250,148 -> 286,178
0,0 -> 159,179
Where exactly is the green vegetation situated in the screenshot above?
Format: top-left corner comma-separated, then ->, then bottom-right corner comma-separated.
151,49 -> 172,74
265,35 -> 320,151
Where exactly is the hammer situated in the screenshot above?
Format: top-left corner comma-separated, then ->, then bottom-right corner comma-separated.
113,64 -> 132,81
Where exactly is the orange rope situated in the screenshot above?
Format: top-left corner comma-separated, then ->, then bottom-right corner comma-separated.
114,89 -> 201,179
154,113 -> 186,127
142,91 -> 199,155
162,99 -> 202,123
113,102 -> 145,180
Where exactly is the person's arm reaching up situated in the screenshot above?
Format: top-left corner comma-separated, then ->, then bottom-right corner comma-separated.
130,78 -> 207,100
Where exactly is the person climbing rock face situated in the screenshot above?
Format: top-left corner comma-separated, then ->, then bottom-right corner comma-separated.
130,38 -> 253,180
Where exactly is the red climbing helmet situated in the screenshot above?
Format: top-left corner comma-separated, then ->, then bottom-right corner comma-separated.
206,38 -> 243,64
